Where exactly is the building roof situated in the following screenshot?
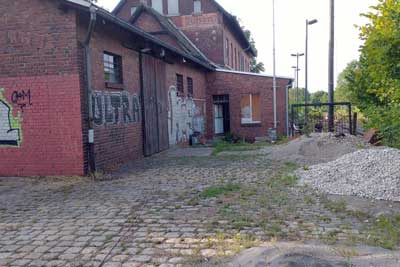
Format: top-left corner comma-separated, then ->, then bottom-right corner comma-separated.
209,0 -> 257,57
129,5 -> 215,67
61,0 -> 214,71
216,69 -> 294,82
112,0 -> 257,57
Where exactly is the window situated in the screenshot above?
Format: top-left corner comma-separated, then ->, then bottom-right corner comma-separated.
176,74 -> 184,94
187,77 -> 193,96
225,38 -> 229,65
168,0 -> 179,15
152,0 -> 163,13
194,0 -> 201,14
234,47 -> 237,70
104,52 -> 123,84
230,43 -> 233,67
241,94 -> 261,124
130,6 -> 137,15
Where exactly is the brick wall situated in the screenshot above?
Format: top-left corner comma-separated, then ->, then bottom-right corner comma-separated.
76,18 -> 143,171
0,0 -> 85,176
114,0 -> 219,19
206,71 -> 290,139
165,62 -> 208,145
172,13 -> 225,65
222,24 -> 252,71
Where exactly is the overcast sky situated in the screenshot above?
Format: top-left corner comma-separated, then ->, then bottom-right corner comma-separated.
96,0 -> 377,92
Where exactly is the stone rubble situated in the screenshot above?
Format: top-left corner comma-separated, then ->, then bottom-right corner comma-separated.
296,148 -> 400,201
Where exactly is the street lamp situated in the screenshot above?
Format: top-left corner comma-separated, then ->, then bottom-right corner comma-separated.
305,19 -> 318,122
291,53 -> 304,103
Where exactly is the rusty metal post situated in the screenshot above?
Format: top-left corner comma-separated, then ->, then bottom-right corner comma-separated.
353,112 -> 358,136
348,104 -> 352,135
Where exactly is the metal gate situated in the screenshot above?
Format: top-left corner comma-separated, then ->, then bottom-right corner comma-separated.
290,102 -> 355,136
141,54 -> 169,156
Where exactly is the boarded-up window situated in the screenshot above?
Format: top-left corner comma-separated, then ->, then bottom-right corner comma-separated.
176,74 -> 184,94
194,0 -> 201,14
241,94 -> 261,124
168,0 -> 179,15
187,77 -> 193,97
152,0 -> 163,13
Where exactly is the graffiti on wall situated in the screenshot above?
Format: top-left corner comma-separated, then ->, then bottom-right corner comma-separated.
168,86 -> 205,145
11,89 -> 32,112
92,91 -> 141,126
0,88 -> 22,147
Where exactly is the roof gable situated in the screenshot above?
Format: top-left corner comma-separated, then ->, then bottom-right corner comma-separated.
129,5 -> 213,65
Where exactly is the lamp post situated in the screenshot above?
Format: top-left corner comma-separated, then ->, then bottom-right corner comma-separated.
305,19 -> 318,123
328,0 -> 335,132
272,0 -> 277,130
291,53 -> 304,103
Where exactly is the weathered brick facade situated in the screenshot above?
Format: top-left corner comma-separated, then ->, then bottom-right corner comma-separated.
114,0 -> 254,70
0,0 -> 85,176
206,70 -> 290,139
0,0 -> 291,176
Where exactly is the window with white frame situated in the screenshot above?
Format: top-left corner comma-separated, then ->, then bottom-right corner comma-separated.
241,94 -> 261,124
194,0 -> 201,14
152,0 -> 163,13
168,0 -> 179,15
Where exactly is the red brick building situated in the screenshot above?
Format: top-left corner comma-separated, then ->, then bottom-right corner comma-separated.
0,0 -> 292,176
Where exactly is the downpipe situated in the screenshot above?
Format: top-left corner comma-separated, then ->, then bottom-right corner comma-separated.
82,5 -> 97,174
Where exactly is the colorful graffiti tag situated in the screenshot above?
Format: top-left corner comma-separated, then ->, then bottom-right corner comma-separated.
0,89 -> 22,146
92,91 -> 141,126
168,86 -> 205,145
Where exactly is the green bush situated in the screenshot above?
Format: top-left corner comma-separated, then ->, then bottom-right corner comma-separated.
364,104 -> 400,148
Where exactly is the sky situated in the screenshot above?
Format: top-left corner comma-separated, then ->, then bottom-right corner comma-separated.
96,0 -> 378,93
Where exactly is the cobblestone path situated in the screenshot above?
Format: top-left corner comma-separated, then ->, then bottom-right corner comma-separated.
1,149 -> 399,267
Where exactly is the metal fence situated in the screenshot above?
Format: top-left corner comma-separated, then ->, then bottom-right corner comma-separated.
290,102 -> 355,136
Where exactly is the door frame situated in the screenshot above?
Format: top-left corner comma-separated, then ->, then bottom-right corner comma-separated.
212,95 -> 230,135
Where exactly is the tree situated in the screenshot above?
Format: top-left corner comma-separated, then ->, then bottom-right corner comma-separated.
334,60 -> 360,103
310,91 -> 328,104
234,17 -> 265,73
342,0 -> 400,147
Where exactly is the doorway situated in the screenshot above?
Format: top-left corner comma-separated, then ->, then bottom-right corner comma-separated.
213,95 -> 230,135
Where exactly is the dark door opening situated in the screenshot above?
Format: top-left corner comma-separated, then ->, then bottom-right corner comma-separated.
213,95 -> 230,135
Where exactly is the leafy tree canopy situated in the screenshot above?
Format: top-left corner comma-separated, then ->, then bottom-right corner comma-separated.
234,16 -> 265,73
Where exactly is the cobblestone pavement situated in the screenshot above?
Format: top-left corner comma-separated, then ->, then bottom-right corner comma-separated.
1,148 -> 399,267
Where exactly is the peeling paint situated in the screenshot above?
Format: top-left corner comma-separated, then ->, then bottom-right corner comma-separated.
168,86 -> 205,145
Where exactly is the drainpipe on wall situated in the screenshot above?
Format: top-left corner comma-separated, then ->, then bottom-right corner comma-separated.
83,5 -> 97,174
286,82 -> 293,137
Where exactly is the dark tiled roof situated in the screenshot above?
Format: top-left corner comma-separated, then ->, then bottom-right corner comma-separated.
129,5 -> 214,66
209,0 -> 256,57
112,0 -> 257,57
61,0 -> 214,70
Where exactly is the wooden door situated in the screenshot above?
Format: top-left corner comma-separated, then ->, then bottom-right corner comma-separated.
141,54 -> 169,156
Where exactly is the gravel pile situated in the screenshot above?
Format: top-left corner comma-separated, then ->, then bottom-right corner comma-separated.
296,148 -> 400,201
264,133 -> 369,165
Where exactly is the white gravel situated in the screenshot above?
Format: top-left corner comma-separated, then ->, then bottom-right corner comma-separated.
296,148 -> 400,202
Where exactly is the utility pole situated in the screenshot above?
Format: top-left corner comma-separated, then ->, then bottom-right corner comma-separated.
328,0 -> 335,132
272,0 -> 277,130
